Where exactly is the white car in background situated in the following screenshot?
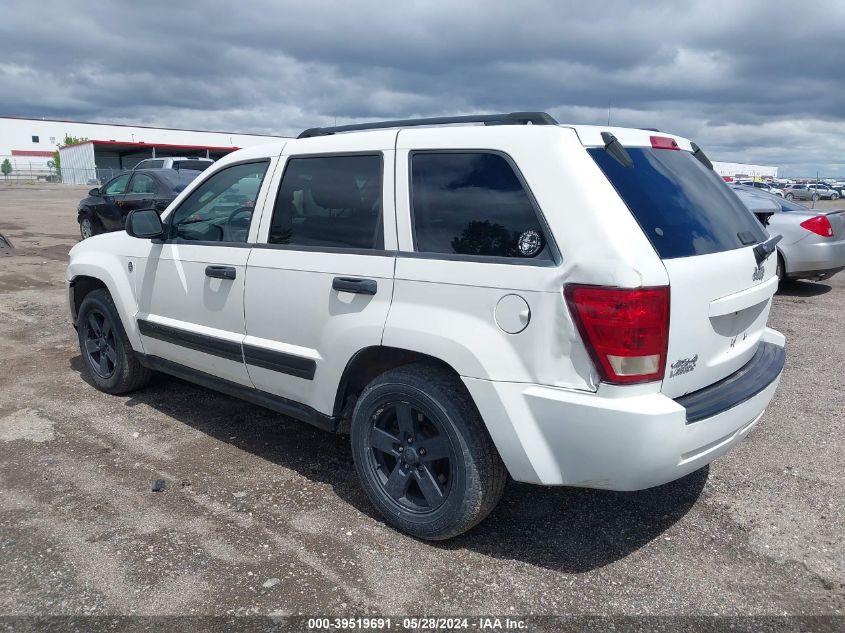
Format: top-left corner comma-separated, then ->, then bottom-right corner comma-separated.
737,180 -> 784,197
66,113 -> 786,539
133,156 -> 214,172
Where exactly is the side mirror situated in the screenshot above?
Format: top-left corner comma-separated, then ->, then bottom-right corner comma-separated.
88,187 -> 100,197
125,208 -> 164,239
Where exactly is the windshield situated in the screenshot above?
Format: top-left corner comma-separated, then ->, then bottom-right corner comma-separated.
589,147 -> 768,259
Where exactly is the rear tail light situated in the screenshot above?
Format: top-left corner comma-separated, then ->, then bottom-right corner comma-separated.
564,285 -> 670,384
800,215 -> 833,237
650,135 -> 680,150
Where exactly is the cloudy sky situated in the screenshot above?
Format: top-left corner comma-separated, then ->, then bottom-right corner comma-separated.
2,0 -> 843,176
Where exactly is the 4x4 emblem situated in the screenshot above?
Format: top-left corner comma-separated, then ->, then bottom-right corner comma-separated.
752,265 -> 765,281
670,355 -> 698,378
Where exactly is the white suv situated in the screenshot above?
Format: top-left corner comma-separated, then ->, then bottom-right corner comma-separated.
66,112 -> 786,540
133,156 -> 214,171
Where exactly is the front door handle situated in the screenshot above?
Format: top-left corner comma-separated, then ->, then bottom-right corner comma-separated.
332,277 -> 377,295
205,265 -> 236,280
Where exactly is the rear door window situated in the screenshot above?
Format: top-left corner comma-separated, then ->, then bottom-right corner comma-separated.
268,154 -> 384,250
127,173 -> 157,194
589,147 -> 767,259
410,152 -> 551,260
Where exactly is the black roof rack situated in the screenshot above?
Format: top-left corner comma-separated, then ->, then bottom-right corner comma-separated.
297,112 -> 558,139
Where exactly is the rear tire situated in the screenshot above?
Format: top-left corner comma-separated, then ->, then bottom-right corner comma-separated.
350,363 -> 507,540
77,289 -> 152,394
831,193 -> 839,200
776,253 -> 785,284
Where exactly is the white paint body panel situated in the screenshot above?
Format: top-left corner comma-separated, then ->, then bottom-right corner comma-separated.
66,122 -> 786,490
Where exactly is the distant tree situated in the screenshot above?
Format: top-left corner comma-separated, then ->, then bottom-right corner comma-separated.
51,135 -> 88,173
1,158 -> 12,181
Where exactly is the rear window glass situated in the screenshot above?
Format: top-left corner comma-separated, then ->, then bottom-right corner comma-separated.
777,197 -> 809,212
410,152 -> 551,260
160,169 -> 202,193
173,160 -> 211,172
589,147 -> 767,259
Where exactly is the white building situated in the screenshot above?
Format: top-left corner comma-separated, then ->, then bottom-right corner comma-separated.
711,160 -> 778,180
0,116 -> 285,183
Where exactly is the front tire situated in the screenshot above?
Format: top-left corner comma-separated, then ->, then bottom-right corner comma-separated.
831,193 -> 839,200
77,289 -> 152,394
350,364 -> 507,540
776,253 -> 785,284
79,215 -> 100,240
812,194 -> 820,201
785,193 -> 794,200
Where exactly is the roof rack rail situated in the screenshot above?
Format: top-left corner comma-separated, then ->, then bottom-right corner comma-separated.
297,112 -> 558,139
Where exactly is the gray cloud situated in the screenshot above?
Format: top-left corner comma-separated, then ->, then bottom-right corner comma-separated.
1,0 -> 843,175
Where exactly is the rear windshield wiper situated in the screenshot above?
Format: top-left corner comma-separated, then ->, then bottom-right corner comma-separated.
690,142 -> 713,170
752,234 -> 782,265
601,132 -> 633,168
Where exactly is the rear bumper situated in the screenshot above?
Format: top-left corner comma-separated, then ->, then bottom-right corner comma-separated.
783,238 -> 845,279
464,328 -> 785,490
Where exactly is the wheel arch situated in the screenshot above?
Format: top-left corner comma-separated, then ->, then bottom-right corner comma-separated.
333,346 -> 465,420
68,256 -> 142,351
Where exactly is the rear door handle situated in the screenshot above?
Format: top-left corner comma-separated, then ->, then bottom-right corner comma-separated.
205,265 -> 236,280
332,277 -> 377,295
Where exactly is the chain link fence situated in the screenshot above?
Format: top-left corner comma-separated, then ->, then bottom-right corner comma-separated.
0,156 -> 59,183
0,157 -> 128,185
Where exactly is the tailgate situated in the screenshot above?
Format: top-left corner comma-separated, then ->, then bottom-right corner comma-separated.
587,137 -> 777,397
661,248 -> 778,398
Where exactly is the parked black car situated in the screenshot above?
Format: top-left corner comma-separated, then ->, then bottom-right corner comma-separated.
77,169 -> 201,239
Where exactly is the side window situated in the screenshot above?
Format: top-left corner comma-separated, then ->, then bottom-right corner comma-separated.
103,174 -> 130,196
168,161 -> 269,243
268,155 -> 383,250
128,174 -> 157,194
148,160 -> 165,169
410,152 -> 551,260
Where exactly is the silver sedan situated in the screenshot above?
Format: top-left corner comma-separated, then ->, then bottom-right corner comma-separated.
731,185 -> 845,282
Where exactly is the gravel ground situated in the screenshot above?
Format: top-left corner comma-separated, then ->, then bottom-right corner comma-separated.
0,184 -> 843,622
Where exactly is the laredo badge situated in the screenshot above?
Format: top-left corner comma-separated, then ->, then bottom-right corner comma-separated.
670,354 -> 698,378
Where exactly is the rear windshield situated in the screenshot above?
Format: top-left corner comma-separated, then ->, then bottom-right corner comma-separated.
160,169 -> 203,193
172,160 -> 211,172
777,197 -> 809,212
588,147 -> 767,259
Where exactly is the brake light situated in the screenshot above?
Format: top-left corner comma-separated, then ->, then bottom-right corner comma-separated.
800,216 -> 833,237
565,285 -> 670,384
650,135 -> 680,150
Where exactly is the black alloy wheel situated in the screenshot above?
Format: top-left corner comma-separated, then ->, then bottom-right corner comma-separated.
350,364 -> 507,540
76,288 -> 152,394
83,309 -> 118,379
366,400 -> 454,513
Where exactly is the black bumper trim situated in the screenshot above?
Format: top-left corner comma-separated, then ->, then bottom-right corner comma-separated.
675,341 -> 785,424
137,318 -> 244,363
243,344 -> 316,380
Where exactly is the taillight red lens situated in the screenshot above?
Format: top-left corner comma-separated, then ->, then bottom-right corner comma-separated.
650,135 -> 680,150
800,215 -> 833,237
564,285 -> 670,384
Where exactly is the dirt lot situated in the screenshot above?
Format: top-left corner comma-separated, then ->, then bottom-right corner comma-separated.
0,184 -> 843,621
